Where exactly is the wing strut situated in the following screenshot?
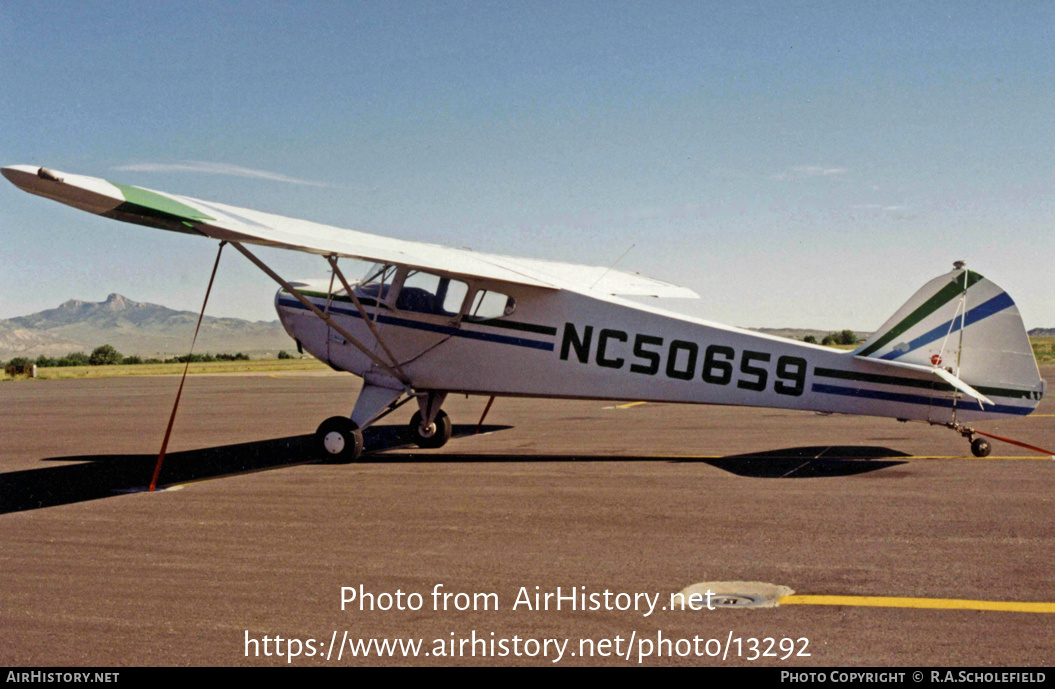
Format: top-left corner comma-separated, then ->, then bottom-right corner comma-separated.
326,255 -> 407,381
150,240 -> 226,492
227,241 -> 411,386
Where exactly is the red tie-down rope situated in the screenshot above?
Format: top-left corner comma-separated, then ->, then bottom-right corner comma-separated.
972,429 -> 1055,458
475,396 -> 496,435
149,241 -> 226,492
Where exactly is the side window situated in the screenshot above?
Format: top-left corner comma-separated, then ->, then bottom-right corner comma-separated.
396,270 -> 469,317
467,289 -> 516,321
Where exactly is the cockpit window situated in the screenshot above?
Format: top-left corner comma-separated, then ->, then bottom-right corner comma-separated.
353,263 -> 396,305
360,263 -> 396,288
396,270 -> 469,317
466,289 -> 516,321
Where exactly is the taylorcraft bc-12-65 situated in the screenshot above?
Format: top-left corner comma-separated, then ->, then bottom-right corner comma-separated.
3,165 -> 1047,464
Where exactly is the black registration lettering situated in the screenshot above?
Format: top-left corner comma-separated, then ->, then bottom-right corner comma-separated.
560,323 -> 593,363
737,350 -> 770,391
630,334 -> 663,375
596,329 -> 628,369
666,340 -> 699,380
563,323 -> 804,398
775,356 -> 807,396
702,344 -> 734,385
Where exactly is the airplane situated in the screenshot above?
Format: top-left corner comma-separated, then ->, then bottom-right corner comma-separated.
2,164 -> 1047,464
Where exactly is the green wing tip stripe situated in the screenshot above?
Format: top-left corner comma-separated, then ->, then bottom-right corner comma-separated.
858,271 -> 985,357
111,182 -> 215,222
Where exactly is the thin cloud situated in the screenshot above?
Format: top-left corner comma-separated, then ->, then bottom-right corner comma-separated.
772,165 -> 848,180
793,165 -> 847,176
114,160 -> 331,187
852,204 -> 908,212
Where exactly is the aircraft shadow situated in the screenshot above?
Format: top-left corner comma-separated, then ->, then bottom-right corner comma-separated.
1,424 -> 509,515
687,446 -> 911,479
4,436 -> 905,514
368,446 -> 910,478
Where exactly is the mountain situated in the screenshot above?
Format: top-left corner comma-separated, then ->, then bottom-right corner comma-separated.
752,327 -> 872,342
0,294 -> 294,359
1028,328 -> 1055,337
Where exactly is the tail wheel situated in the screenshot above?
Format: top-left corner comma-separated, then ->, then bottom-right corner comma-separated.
315,416 -> 364,462
409,409 -> 452,449
970,438 -> 992,458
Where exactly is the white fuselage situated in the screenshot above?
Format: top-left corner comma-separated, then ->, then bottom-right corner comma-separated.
276,278 -> 1039,425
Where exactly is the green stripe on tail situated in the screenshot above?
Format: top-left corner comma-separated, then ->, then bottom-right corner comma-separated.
858,271 -> 983,357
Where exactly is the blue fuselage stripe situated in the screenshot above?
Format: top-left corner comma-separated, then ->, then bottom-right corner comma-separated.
812,383 -> 1033,416
277,297 -> 555,352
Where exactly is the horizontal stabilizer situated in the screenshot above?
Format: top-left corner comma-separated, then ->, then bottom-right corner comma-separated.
854,355 -> 995,407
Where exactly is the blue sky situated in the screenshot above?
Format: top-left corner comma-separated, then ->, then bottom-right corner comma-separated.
1,1 -> 1052,330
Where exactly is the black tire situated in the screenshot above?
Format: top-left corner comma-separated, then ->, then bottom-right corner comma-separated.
408,409 -> 452,449
315,416 -> 364,462
970,438 -> 992,458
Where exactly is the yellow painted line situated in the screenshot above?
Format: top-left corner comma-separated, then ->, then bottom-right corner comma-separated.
615,401 -> 648,409
900,455 -> 1044,460
1028,414 -> 1055,417
780,595 -> 1055,614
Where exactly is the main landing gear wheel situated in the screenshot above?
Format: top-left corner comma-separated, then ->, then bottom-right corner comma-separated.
971,437 -> 992,458
315,416 -> 364,462
409,409 -> 452,449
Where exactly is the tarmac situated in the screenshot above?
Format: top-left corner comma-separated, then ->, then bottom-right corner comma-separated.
1,366 -> 1053,666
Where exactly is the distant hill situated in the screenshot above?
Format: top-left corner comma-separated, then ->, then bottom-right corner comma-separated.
0,294 -> 294,359
752,328 -> 872,342
1029,328 -> 1055,337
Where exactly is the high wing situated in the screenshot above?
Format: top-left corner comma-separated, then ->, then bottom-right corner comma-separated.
1,165 -> 698,299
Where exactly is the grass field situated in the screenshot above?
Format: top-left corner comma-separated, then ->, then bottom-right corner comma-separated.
1032,337 -> 1055,363
1,357 -> 329,381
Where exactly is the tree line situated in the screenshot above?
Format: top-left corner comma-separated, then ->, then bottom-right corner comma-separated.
803,330 -> 860,346
2,345 -> 254,369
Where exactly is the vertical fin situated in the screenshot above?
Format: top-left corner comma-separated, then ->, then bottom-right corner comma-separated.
855,267 -> 1044,414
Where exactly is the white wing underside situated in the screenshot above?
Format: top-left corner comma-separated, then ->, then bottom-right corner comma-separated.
186,197 -> 698,297
1,165 -> 698,299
